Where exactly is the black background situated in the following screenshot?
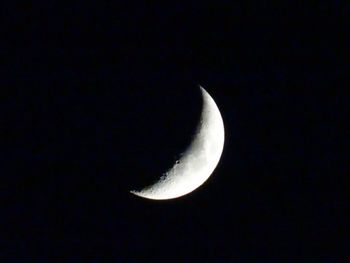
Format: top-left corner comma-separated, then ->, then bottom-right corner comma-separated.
1,1 -> 350,262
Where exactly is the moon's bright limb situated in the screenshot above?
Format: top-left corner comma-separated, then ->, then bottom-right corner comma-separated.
130,86 -> 225,200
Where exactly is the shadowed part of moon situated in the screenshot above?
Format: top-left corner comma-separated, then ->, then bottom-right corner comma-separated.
130,86 -> 225,200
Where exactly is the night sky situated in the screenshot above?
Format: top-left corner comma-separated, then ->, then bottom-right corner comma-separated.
2,2 -> 350,262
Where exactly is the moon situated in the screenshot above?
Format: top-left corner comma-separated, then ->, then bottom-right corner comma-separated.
130,86 -> 225,200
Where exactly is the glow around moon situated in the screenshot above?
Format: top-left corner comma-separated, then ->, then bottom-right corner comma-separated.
130,86 -> 225,200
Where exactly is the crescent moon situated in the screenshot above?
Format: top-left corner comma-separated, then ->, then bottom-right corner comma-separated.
130,86 -> 225,200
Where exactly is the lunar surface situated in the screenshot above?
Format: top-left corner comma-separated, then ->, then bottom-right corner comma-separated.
130,86 -> 225,200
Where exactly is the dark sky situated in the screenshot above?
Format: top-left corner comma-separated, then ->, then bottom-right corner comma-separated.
2,1 -> 350,262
